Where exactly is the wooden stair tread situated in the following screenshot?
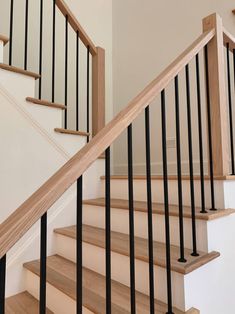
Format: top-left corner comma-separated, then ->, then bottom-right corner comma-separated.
26,97 -> 67,110
6,291 -> 53,313
54,128 -> 90,137
101,174 -> 235,181
83,198 -> 235,221
0,63 -> 40,79
24,255 -> 198,314
54,225 -> 220,275
0,34 -> 9,45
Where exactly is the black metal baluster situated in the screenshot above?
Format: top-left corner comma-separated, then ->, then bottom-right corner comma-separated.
64,15 -> 68,129
185,65 -> 199,257
145,106 -> 155,314
105,147 -> 111,313
77,176 -> 83,314
204,46 -> 216,210
174,76 -> 186,263
227,43 -> 235,174
38,0 -> 43,99
40,213 -> 47,314
76,31 -> 79,131
87,46 -> 90,142
24,0 -> 29,70
195,54 -> 207,214
127,124 -> 136,314
161,90 -> 174,314
0,255 -> 6,314
52,0 -> 56,102
9,0 -> 14,65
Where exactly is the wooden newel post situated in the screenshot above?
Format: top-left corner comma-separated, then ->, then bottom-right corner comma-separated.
92,46 -> 105,137
203,13 -> 230,176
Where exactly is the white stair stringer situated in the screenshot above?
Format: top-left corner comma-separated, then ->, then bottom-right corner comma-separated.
0,73 -> 104,297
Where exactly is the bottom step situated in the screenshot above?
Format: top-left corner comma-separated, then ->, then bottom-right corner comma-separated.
23,255 -> 199,314
6,291 -> 53,313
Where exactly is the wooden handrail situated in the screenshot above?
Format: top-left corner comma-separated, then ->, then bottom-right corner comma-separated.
0,29 -> 215,259
223,27 -> 235,51
55,0 -> 97,56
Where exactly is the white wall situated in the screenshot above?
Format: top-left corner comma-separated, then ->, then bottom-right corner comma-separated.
0,0 -> 113,130
112,0 -> 235,174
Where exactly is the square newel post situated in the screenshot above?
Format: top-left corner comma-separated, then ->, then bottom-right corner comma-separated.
92,47 -> 105,137
203,13 -> 230,176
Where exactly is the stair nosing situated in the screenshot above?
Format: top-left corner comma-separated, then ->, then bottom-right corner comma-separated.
0,34 -> 9,45
0,63 -> 40,79
100,174 -> 235,181
54,127 -> 90,137
83,198 -> 235,221
26,97 -> 67,110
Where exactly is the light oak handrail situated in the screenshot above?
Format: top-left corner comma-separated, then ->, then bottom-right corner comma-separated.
0,29 -> 215,259
223,27 -> 235,51
55,0 -> 97,56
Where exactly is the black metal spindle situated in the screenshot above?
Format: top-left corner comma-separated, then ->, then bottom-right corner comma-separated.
161,90 -> 174,314
145,106 -> 155,314
24,0 -> 29,70
40,213 -> 47,314
105,147 -> 111,313
76,31 -> 79,131
87,46 -> 90,142
52,0 -> 56,102
174,76 -> 186,263
77,176 -> 83,314
38,0 -> 43,99
127,124 -> 136,314
64,15 -> 68,129
0,255 -> 6,314
185,65 -> 199,257
227,43 -> 235,174
9,0 -> 14,65
195,54 -> 207,214
204,46 -> 216,210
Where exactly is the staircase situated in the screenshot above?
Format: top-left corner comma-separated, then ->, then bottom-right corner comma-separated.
1,2 -> 235,314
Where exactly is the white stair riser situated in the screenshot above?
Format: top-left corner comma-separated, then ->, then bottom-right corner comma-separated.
54,235 -> 186,311
83,205 -> 208,251
0,69 -> 35,101
100,179 -> 234,209
25,271 -> 93,314
23,102 -> 63,135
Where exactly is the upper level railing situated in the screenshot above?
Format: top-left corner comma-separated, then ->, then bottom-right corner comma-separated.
0,12 -> 235,314
2,0 -> 105,138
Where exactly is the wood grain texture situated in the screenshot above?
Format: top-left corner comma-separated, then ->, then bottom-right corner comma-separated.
55,0 -> 97,56
0,63 -> 40,79
203,14 -> 230,176
6,291 -> 53,313
0,34 -> 9,45
54,128 -> 90,137
0,28 -> 214,259
223,27 -> 235,51
92,47 -> 105,136
83,198 -> 235,221
24,255 -> 198,314
100,174 -> 235,181
26,97 -> 66,110
54,225 -> 220,275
